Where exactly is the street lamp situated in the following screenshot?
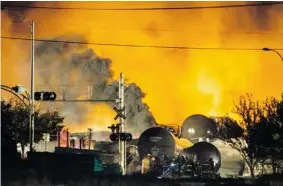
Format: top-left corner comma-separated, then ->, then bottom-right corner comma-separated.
12,85 -> 29,95
262,48 -> 283,62
12,85 -> 34,151
2,7 -> 35,152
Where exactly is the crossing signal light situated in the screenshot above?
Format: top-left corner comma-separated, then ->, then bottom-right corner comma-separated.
109,132 -> 132,142
34,92 -> 57,101
120,133 -> 132,142
110,133 -> 119,142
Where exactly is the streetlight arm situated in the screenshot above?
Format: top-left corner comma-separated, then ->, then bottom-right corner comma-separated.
262,47 -> 283,63
1,87 -> 30,108
24,91 -> 31,102
271,49 -> 283,62
1,85 -> 30,102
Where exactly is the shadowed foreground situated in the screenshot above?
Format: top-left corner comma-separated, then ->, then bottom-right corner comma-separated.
2,150 -> 283,186
3,172 -> 283,186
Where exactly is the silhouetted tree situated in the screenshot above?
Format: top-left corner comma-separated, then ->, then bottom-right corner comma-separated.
217,94 -> 265,178
218,94 -> 283,177
255,95 -> 283,174
1,99 -> 64,155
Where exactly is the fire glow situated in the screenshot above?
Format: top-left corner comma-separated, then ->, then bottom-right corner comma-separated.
1,2 -> 283,133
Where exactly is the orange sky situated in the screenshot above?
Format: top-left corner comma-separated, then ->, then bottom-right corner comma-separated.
1,2 -> 283,132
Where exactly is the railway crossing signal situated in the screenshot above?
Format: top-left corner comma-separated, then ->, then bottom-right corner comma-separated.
119,132 -> 132,142
110,133 -> 119,141
109,132 -> 132,142
34,91 -> 57,101
107,124 -> 121,133
113,106 -> 126,120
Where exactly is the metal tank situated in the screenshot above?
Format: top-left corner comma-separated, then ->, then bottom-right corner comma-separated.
211,139 -> 247,177
137,127 -> 175,160
182,142 -> 221,172
181,114 -> 217,143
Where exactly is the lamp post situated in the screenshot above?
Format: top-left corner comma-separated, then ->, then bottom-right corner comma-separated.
2,7 -> 35,152
262,48 -> 283,62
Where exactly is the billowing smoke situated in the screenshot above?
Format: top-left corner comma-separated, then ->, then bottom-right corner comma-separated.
2,1 -> 283,132
34,36 -> 156,136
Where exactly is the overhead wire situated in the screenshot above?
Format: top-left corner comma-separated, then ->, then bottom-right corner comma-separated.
2,36 -> 283,51
0,20 -> 176,32
2,3 -> 283,36
2,2 -> 283,11
2,20 -> 283,36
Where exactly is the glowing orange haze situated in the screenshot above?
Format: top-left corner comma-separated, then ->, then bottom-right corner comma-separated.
1,2 -> 283,132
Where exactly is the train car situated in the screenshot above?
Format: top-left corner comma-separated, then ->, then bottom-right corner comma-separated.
182,141 -> 221,173
181,114 -> 217,143
137,127 -> 193,161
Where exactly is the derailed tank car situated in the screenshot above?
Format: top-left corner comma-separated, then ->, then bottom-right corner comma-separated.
182,142 -> 221,173
181,114 -> 217,143
136,126 -> 221,178
137,127 -> 176,161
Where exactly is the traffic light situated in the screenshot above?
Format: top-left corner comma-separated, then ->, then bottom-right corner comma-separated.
34,91 -> 57,101
34,92 -> 41,100
109,132 -> 132,142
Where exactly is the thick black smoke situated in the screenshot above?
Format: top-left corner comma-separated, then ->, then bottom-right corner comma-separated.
35,36 -> 156,136
221,2 -> 282,33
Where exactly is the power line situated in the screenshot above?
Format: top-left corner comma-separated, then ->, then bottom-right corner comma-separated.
0,20 -> 176,33
2,2 -> 283,11
2,36 -> 283,51
3,20 -> 283,36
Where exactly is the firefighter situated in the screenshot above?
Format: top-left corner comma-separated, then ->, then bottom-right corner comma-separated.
187,158 -> 195,177
141,154 -> 151,174
209,158 -> 215,173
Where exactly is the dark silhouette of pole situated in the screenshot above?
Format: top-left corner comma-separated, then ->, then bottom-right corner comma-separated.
262,48 -> 283,62
88,128 -> 93,149
66,129 -> 70,148
57,126 -> 64,147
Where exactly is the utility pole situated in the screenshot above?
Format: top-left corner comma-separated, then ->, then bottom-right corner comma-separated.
118,79 -> 121,157
30,20 -> 35,152
88,128 -> 93,150
119,73 -> 126,175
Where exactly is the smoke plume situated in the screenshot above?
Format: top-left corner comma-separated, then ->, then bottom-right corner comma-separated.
34,36 -> 156,136
2,2 -> 283,132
